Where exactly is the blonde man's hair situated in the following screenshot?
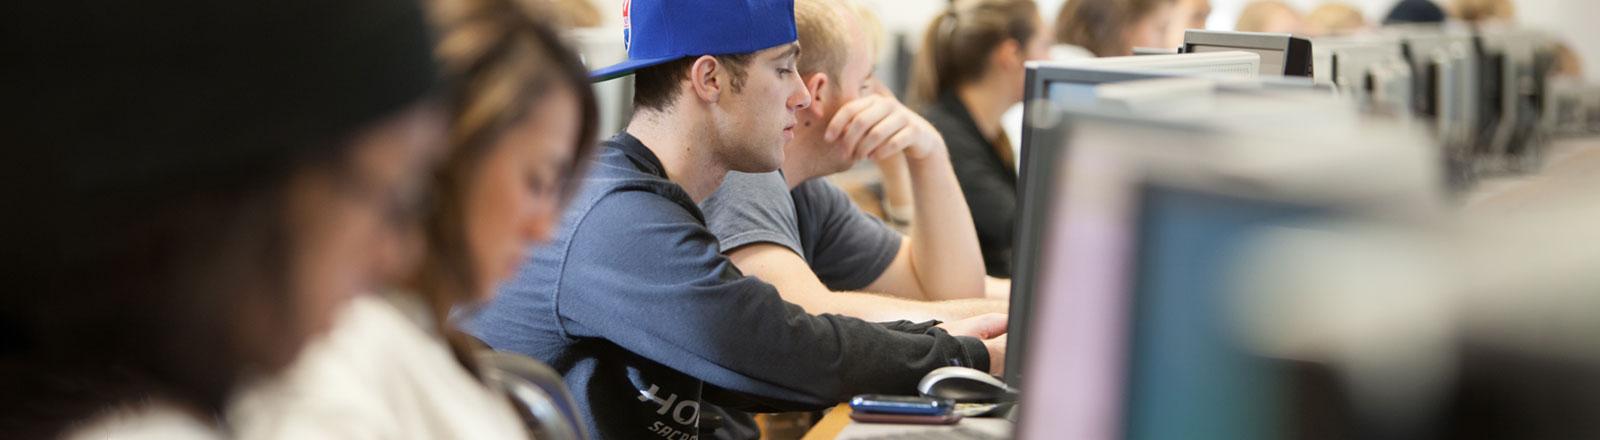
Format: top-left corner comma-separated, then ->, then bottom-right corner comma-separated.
796,0 -> 857,83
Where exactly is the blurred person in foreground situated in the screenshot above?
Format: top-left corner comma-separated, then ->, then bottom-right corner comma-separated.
226,0 -> 600,438
1,0 -> 442,437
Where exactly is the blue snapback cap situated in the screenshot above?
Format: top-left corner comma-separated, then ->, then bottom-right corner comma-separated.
591,0 -> 798,82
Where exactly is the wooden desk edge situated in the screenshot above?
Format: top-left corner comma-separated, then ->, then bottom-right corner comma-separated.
801,404 -> 853,440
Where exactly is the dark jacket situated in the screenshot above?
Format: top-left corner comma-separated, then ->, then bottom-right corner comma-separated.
922,93 -> 1017,277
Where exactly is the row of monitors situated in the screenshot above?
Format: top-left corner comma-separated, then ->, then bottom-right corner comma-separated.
1003,75 -> 1441,438
1161,28 -> 1565,184
998,25 -> 1596,440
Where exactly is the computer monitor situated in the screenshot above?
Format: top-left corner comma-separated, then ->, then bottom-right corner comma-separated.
1184,30 -> 1314,77
1477,28 -> 1555,170
1395,30 -> 1481,167
1061,51 -> 1262,77
1309,37 -> 1415,117
1005,84 -> 1440,438
1008,64 -> 1174,387
1007,63 -> 1335,387
1015,178 -> 1337,440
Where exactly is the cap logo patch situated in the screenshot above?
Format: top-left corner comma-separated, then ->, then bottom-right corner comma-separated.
621,0 -> 632,52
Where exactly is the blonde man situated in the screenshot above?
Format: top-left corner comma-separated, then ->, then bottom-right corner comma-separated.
700,0 -> 1010,323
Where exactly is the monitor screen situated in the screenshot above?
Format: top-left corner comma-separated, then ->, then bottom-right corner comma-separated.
1121,185 -> 1327,440
1015,169 -> 1336,440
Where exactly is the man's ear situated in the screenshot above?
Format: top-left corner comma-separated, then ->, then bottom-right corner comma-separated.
801,72 -> 829,121
688,55 -> 723,103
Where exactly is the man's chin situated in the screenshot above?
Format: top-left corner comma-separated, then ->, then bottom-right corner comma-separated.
726,150 -> 784,174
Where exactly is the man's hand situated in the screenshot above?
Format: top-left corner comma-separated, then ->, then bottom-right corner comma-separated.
824,92 -> 947,161
982,335 -> 1006,376
939,313 -> 1008,375
938,313 -> 1007,339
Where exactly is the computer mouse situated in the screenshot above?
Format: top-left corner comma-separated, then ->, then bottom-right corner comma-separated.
917,366 -> 1018,403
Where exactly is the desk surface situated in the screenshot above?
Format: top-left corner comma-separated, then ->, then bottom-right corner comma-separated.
800,405 -> 853,440
1463,138 -> 1600,212
802,404 -> 1014,439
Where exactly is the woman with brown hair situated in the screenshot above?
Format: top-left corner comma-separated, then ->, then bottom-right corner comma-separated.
227,0 -> 600,437
1055,0 -> 1178,57
909,0 -> 1049,278
2,0 -> 443,437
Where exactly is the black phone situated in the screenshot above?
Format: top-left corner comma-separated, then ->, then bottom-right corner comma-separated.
849,394 -> 954,416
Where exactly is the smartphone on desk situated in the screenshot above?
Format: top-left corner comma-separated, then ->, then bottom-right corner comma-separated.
849,411 -> 963,425
849,394 -> 953,416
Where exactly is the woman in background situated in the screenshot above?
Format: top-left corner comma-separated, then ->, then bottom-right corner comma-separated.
227,0 -> 599,437
1306,2 -> 1369,37
1055,0 -> 1177,57
1164,0 -> 1215,49
909,0 -> 1049,278
2,0 -> 443,437
1450,0 -> 1515,25
1235,0 -> 1306,34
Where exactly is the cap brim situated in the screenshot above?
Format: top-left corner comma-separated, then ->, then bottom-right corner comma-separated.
589,55 -> 686,83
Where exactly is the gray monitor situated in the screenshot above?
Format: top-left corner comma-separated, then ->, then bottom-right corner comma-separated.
1006,62 -> 1330,387
1477,28 -> 1555,171
1396,31 -> 1481,163
1013,178 -> 1339,440
1005,64 -> 1170,387
1184,30 -> 1314,77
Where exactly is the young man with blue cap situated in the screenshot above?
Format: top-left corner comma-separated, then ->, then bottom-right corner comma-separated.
701,0 -> 1010,325
465,0 -> 1007,438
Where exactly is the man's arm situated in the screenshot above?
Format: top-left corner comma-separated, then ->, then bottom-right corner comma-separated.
985,276 -> 1012,300
727,242 -> 1007,322
828,94 -> 986,301
557,193 -> 1003,408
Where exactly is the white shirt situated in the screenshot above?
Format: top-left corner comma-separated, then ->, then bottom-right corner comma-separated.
228,294 -> 529,439
67,404 -> 220,440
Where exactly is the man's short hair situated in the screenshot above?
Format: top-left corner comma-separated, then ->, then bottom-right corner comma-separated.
633,53 -> 754,111
795,0 -> 855,84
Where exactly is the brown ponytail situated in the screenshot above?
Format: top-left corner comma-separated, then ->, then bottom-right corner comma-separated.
908,0 -> 1040,109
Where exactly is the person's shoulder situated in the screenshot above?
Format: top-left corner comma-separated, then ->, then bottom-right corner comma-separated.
792,176 -> 849,204
704,171 -> 790,209
572,185 -> 705,245
918,103 -> 978,142
566,151 -> 699,226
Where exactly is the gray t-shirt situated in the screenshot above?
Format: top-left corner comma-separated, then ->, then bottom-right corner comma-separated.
701,171 -> 903,291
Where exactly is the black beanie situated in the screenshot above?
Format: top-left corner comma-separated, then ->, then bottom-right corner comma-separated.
1384,0 -> 1448,25
4,0 -> 440,201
